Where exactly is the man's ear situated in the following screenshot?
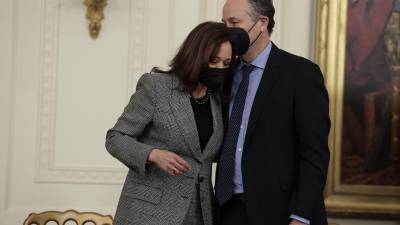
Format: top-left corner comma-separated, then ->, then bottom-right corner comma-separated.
259,16 -> 269,32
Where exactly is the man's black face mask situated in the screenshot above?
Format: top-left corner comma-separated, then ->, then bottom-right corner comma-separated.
227,27 -> 250,56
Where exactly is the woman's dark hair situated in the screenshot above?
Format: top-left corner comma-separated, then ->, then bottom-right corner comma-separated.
152,21 -> 233,93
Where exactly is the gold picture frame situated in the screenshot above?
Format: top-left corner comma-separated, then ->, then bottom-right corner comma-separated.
315,0 -> 400,218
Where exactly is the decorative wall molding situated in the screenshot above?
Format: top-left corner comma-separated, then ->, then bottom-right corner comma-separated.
167,0 -> 176,61
1,0 -> 17,214
35,0 -> 147,184
126,0 -> 147,96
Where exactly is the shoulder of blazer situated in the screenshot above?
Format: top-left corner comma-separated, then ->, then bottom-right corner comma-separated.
141,72 -> 173,87
139,72 -> 179,94
134,73 -> 177,109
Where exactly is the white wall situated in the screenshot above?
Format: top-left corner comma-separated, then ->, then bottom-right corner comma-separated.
0,0 -> 398,225
0,0 -> 14,224
272,0 -> 316,60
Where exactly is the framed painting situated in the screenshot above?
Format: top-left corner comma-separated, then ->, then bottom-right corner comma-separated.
315,0 -> 400,219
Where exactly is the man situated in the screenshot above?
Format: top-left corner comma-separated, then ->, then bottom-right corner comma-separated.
215,0 -> 331,225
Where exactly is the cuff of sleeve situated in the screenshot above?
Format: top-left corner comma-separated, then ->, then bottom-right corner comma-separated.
290,214 -> 310,225
138,146 -> 154,176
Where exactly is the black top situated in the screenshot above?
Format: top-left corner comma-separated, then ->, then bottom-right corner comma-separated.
190,93 -> 213,150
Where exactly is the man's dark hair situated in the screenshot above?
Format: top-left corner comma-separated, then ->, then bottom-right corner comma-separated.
248,0 -> 275,34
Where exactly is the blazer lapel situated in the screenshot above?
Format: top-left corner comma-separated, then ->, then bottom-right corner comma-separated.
201,93 -> 223,160
244,43 -> 284,148
169,77 -> 203,161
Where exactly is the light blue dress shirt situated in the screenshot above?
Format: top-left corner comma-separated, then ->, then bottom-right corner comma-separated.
228,42 -> 310,225
229,42 -> 272,194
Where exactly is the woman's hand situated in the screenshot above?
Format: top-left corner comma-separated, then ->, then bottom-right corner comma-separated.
147,149 -> 192,176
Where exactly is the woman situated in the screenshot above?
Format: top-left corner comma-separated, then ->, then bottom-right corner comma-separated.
106,22 -> 234,225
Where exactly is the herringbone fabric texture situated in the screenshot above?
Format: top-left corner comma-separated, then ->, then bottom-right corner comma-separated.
106,73 -> 223,225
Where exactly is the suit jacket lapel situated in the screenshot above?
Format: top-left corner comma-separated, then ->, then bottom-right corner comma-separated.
244,43 -> 283,148
169,77 -> 203,161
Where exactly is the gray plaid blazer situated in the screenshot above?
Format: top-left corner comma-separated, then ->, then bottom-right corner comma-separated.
106,73 -> 223,225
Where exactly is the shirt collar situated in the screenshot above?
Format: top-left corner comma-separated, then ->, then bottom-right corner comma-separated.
238,41 -> 272,70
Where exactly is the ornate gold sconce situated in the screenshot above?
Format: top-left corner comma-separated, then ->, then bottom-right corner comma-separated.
83,0 -> 107,39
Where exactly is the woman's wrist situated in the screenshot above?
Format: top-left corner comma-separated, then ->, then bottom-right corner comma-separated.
147,149 -> 159,163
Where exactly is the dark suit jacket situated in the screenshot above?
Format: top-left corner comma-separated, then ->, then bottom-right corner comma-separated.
219,43 -> 330,225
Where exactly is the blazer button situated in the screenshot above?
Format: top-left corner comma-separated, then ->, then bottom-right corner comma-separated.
199,176 -> 204,182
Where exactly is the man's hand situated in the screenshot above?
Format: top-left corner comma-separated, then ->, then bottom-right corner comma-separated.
147,149 -> 191,176
289,220 -> 307,225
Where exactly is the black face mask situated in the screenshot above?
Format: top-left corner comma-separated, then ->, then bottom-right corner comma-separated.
228,27 -> 250,56
227,20 -> 261,56
199,67 -> 228,91
247,19 -> 262,48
